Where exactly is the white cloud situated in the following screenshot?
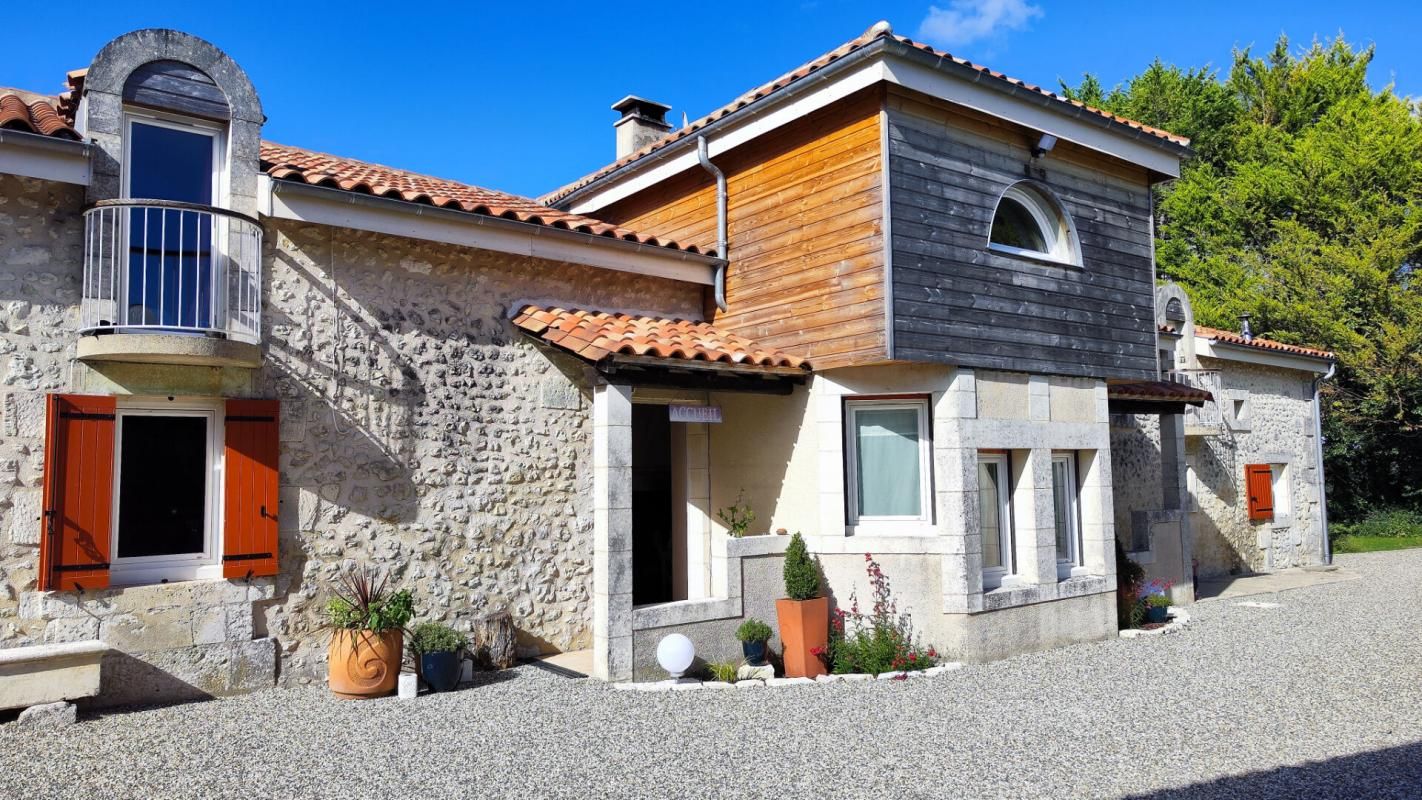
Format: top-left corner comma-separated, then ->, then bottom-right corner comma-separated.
915,0 -> 1044,50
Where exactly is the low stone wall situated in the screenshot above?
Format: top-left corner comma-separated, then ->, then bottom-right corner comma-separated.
939,590 -> 1116,663
17,579 -> 276,707
631,548 -> 785,681
629,539 -> 1116,680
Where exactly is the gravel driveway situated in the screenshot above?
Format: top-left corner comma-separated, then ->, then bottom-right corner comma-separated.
4,550 -> 1421,800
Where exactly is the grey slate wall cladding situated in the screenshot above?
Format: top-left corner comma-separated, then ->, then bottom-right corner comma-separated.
886,102 -> 1158,380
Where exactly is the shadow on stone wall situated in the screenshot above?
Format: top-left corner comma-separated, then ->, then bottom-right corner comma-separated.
1192,433 -> 1251,576
95,650 -> 214,710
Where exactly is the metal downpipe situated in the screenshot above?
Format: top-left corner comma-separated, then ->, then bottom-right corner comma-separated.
696,135 -> 729,312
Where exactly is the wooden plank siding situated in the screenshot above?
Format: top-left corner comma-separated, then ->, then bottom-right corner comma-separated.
597,89 -> 889,369
885,90 -> 1160,380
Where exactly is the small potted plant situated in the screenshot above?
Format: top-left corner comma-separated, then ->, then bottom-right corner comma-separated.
717,490 -> 756,538
324,564 -> 415,699
735,618 -> 772,666
410,622 -> 468,693
1139,579 -> 1173,624
775,532 -> 828,679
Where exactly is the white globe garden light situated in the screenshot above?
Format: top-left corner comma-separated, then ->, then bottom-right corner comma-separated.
656,633 -> 696,679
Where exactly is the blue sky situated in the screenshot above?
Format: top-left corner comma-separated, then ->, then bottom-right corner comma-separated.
4,1 -> 1420,198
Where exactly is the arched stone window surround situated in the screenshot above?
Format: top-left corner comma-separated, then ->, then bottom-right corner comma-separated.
1155,282 -> 1197,371
985,181 -> 1082,267
80,29 -> 264,219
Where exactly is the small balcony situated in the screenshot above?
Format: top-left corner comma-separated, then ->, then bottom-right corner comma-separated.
79,200 -> 263,368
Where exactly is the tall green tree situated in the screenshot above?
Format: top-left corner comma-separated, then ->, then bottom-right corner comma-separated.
1064,36 -> 1422,518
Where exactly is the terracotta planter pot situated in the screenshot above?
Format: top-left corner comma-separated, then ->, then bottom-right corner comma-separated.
776,597 -> 829,678
328,628 -> 403,699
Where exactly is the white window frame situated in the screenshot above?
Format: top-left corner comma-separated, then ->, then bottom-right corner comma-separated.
844,398 -> 934,535
978,452 -> 1014,588
1051,452 -> 1083,580
121,110 -> 227,206
987,183 -> 1082,266
119,111 -> 229,335
1270,463 -> 1292,524
109,398 -> 225,586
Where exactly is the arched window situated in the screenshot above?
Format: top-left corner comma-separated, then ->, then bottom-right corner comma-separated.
1165,298 -> 1186,324
988,183 -> 1080,265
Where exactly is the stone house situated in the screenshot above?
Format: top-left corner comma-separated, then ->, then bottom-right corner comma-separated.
1110,284 -> 1334,592
0,22 -> 1329,705
0,29 -> 767,705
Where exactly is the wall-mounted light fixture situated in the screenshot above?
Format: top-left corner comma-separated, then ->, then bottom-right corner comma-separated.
1032,133 -> 1058,159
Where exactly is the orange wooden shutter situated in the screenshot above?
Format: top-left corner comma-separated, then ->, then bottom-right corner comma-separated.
39,394 -> 117,591
1245,464 -> 1274,522
222,399 -> 280,579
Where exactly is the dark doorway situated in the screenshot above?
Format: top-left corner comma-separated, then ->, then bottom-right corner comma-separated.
632,404 -> 674,605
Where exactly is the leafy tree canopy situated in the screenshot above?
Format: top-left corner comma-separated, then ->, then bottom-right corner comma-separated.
1063,35 -> 1422,518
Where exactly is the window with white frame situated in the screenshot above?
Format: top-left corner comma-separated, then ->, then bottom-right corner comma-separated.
1270,463 -> 1291,520
111,399 -> 224,585
122,111 -> 227,332
1051,452 -> 1082,579
988,183 -> 1081,265
977,452 -> 1013,587
845,398 -> 932,532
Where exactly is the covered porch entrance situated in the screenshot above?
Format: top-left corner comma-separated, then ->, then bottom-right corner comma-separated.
510,304 -> 811,680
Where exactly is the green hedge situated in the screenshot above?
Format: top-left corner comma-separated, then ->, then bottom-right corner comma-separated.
1330,508 -> 1422,542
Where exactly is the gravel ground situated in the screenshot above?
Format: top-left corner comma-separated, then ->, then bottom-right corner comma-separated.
4,550 -> 1421,800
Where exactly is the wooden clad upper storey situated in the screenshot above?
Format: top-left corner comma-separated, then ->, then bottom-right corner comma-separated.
886,89 -> 1160,380
549,25 -> 1188,378
596,89 -> 888,370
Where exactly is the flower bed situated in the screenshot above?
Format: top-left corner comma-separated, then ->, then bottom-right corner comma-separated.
820,554 -> 938,675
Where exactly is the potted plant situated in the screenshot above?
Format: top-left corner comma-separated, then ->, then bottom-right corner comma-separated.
1115,540 -> 1146,630
735,618 -> 772,666
410,622 -> 468,693
1139,579 -> 1173,624
775,532 -> 828,678
324,564 -> 415,699
717,490 -> 756,538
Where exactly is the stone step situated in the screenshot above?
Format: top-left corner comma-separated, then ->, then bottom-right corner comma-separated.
0,640 -> 106,711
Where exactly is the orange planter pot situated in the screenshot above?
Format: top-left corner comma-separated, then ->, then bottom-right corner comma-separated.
776,597 -> 829,678
328,629 -> 403,699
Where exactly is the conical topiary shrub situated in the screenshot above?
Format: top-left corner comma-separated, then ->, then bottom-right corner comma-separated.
783,532 -> 820,600
776,532 -> 827,678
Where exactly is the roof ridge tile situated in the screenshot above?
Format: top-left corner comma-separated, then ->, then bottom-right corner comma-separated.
540,24 -> 1188,204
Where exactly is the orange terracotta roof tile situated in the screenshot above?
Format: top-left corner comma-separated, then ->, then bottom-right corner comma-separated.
56,69 -> 86,125
1107,380 -> 1211,406
542,22 -> 1189,204
511,304 -> 811,371
0,91 -> 80,140
1195,325 -> 1334,360
259,142 -> 707,255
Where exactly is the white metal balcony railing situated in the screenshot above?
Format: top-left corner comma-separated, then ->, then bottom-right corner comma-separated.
81,200 -> 262,344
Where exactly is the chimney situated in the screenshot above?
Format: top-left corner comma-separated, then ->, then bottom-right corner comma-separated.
612,95 -> 672,159
1239,313 -> 1253,343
